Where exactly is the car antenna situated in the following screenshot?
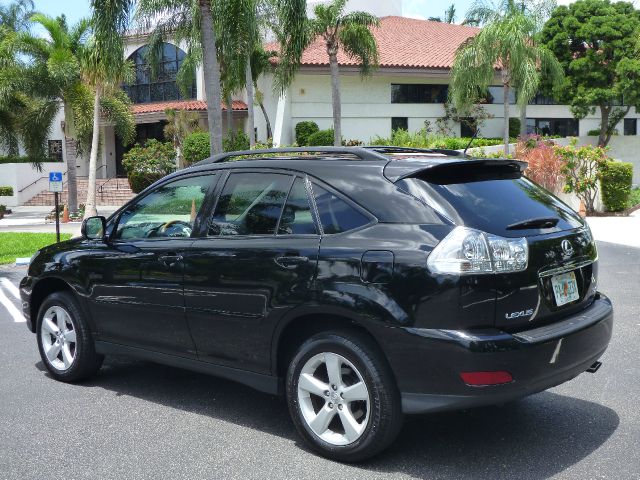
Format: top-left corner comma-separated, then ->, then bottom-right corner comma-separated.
463,127 -> 480,157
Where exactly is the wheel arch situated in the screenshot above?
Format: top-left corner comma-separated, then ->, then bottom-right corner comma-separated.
272,308 -> 396,385
29,277 -> 76,332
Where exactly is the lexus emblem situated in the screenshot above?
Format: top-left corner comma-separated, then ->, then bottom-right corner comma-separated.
561,239 -> 574,257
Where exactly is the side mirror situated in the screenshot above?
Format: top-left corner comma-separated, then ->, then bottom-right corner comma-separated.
81,216 -> 107,240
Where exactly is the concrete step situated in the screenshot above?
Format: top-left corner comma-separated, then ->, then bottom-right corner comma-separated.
24,178 -> 135,207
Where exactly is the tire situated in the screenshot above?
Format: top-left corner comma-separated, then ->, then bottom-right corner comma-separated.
286,330 -> 403,462
36,291 -> 103,382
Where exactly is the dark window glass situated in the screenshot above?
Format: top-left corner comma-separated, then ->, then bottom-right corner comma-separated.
460,118 -> 477,137
115,175 -> 215,240
210,173 -> 292,236
624,118 -> 637,136
484,86 -> 516,104
530,118 -> 578,137
278,178 -> 317,235
391,84 -> 448,103
391,117 -> 408,131
123,43 -> 196,104
397,176 -> 583,237
528,93 -> 558,105
47,140 -> 63,161
312,184 -> 370,234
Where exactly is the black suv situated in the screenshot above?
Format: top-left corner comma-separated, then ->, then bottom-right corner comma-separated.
20,147 -> 613,461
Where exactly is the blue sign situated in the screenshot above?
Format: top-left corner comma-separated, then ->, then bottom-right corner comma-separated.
49,171 -> 63,192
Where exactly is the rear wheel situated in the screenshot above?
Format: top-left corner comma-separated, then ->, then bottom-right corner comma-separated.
286,331 -> 403,462
36,292 -> 103,382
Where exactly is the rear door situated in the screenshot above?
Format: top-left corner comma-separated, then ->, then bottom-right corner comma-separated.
397,170 -> 597,330
183,171 -> 320,373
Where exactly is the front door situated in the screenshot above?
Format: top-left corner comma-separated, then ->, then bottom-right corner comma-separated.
86,174 -> 217,357
183,172 -> 320,373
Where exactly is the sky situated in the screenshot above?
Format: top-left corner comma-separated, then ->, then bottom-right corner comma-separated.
1,0 -> 587,28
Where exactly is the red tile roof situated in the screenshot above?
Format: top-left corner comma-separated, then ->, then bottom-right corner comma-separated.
276,16 -> 479,70
131,99 -> 248,115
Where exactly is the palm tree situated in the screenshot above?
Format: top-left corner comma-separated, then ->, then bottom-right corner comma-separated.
0,0 -> 34,33
449,3 -> 563,155
429,4 -> 457,23
15,14 -> 94,213
308,0 -> 379,146
83,0 -> 136,218
136,0 -> 224,155
251,46 -> 277,140
164,108 -> 201,168
465,0 -> 558,136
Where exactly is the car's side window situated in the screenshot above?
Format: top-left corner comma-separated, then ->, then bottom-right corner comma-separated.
312,183 -> 371,234
278,177 -> 317,235
115,175 -> 215,240
209,172 -> 292,236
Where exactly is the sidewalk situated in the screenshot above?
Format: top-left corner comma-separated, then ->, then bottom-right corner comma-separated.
0,206 -> 119,235
586,210 -> 640,249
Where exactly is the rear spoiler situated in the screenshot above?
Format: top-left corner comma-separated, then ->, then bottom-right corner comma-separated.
384,159 -> 528,183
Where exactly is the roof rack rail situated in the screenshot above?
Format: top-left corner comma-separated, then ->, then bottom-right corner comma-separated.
195,146 -> 389,166
363,145 -> 470,158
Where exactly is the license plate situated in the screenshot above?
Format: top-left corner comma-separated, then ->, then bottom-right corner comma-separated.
551,271 -> 579,307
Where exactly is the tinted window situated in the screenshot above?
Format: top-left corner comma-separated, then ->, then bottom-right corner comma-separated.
210,172 -> 292,236
278,178 -> 317,235
312,184 -> 370,234
397,176 -> 583,237
392,117 -> 408,131
391,84 -> 448,103
115,175 -> 215,240
624,118 -> 637,136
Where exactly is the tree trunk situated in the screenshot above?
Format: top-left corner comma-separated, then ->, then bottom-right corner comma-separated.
199,0 -> 223,155
328,50 -> 342,147
226,93 -> 233,133
257,92 -> 273,140
84,85 -> 101,219
245,57 -> 255,148
519,103 -> 527,138
599,104 -> 609,147
63,103 -> 78,213
503,81 -> 510,156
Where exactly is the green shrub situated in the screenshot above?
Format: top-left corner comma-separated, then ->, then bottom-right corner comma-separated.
223,129 -> 250,152
0,155 -> 46,164
0,186 -> 13,196
295,121 -> 320,146
182,132 -> 211,166
0,204 -> 5,214
509,118 -> 521,138
628,187 -> 640,208
587,129 -> 600,136
122,139 -> 176,193
369,130 -> 506,150
307,129 -> 335,146
599,160 -> 633,211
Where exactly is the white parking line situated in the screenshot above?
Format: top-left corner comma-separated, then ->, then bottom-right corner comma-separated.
0,286 -> 25,323
0,277 -> 20,300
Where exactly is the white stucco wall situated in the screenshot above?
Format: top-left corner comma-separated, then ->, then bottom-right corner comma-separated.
0,162 -> 67,207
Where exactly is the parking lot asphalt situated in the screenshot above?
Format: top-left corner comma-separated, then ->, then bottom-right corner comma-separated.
0,241 -> 638,480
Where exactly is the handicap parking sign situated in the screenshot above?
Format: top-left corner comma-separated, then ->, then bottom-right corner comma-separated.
49,171 -> 63,192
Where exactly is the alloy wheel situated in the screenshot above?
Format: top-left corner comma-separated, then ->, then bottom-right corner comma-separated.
297,352 -> 370,446
40,306 -> 77,371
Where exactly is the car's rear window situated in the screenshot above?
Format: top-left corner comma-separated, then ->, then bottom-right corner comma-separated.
396,176 -> 583,237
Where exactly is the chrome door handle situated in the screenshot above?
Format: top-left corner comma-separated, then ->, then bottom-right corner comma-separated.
158,254 -> 184,266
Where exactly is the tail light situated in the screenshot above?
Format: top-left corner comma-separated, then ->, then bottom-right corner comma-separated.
427,226 -> 528,275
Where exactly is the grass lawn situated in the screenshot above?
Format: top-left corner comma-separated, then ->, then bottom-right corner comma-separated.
0,232 -> 72,264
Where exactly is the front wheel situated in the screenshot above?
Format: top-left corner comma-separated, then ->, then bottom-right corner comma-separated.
286,331 -> 403,462
36,291 -> 103,382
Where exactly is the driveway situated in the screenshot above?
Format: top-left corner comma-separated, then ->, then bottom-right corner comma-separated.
0,240 -> 638,479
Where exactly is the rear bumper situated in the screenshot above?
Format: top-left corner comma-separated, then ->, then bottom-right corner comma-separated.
385,293 -> 613,414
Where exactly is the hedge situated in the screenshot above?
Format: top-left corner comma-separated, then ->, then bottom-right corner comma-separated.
183,132 -> 211,166
0,186 -> 13,196
222,130 -> 250,152
600,160 -> 633,212
122,139 -> 176,193
295,121 -> 320,146
307,129 -> 335,146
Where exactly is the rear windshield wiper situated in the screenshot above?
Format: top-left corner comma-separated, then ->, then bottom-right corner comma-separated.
506,217 -> 559,230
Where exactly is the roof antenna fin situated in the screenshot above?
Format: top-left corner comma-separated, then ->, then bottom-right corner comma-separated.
463,127 -> 480,157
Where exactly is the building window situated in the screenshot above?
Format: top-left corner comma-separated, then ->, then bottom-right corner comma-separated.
484,86 -> 516,105
123,43 -> 196,104
460,118 -> 477,137
391,84 -> 448,103
528,93 -> 558,105
392,117 -> 408,131
624,118 -> 637,136
47,140 -> 63,161
526,118 -> 579,137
